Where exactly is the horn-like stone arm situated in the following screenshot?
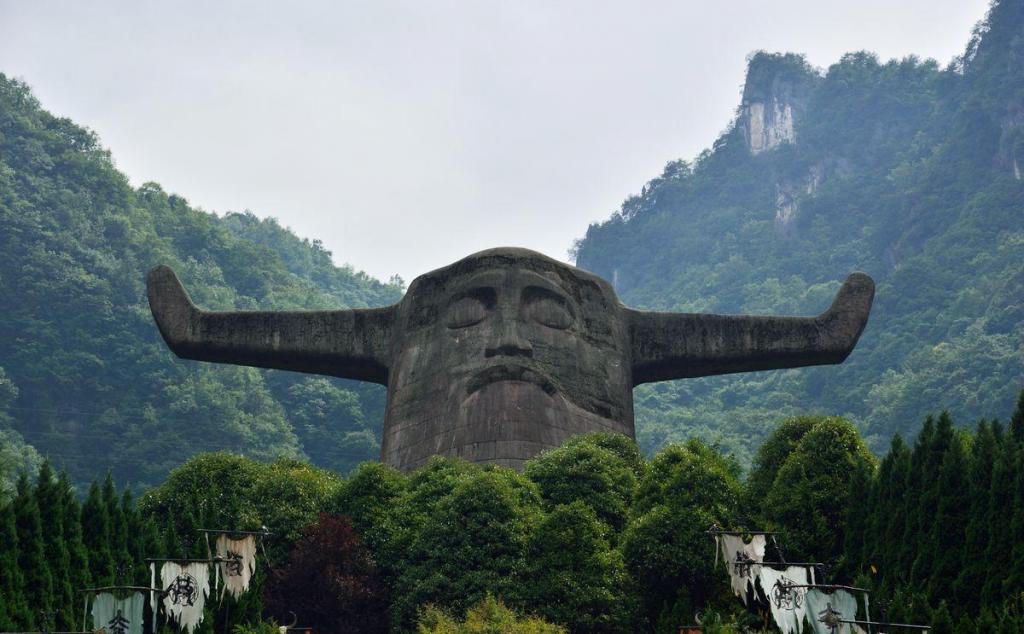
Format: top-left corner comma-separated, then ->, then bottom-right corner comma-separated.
146,265 -> 394,384
627,273 -> 874,386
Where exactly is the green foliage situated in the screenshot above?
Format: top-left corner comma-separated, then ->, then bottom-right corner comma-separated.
521,502 -> 639,632
139,453 -> 343,551
0,74 -> 401,488
416,595 -> 566,634
393,468 -> 542,630
758,416 -> 876,562
525,437 -> 638,535
574,0 -> 1024,461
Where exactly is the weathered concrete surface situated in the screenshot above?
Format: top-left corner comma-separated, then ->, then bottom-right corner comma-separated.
147,247 -> 874,472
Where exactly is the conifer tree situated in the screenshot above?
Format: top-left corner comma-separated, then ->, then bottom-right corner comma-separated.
983,421 -> 1015,605
81,480 -> 115,586
879,435 -> 911,579
1004,445 -> 1024,597
58,471 -> 90,614
899,416 -> 933,574
14,472 -> 53,630
911,413 -> 953,584
1009,389 -> 1024,446
35,461 -> 74,630
927,429 -> 969,606
841,462 -> 873,575
102,473 -> 131,582
0,501 -> 29,630
955,420 -> 996,612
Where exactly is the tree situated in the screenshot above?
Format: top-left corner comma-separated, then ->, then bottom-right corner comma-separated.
521,502 -> 639,632
58,471 -> 90,616
13,473 -> 53,630
524,436 -> 638,535
762,416 -> 876,562
620,439 -> 741,630
955,420 -> 997,611
81,480 -> 115,586
392,469 -> 541,631
744,416 -> 820,510
263,514 -> 389,633
0,500 -> 29,630
35,461 -> 74,629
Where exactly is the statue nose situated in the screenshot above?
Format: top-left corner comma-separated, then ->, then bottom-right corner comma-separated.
485,314 -> 533,359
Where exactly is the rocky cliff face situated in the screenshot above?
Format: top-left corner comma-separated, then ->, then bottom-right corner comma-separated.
739,52 -> 818,155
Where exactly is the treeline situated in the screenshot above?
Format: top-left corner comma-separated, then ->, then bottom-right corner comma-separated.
0,463 -> 162,631
4,393 -> 1024,633
840,392 -> 1024,630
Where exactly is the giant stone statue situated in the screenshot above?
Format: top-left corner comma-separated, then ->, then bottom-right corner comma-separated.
147,247 -> 874,472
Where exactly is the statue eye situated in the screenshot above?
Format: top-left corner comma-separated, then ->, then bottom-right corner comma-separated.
447,296 -> 488,329
525,294 -> 573,330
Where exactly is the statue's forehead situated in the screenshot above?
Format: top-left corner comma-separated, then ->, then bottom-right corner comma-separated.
400,251 -> 622,332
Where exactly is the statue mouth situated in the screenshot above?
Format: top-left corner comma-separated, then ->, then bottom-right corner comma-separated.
466,363 -> 557,397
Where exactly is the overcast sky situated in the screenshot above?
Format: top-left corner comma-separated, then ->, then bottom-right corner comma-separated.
0,0 -> 989,283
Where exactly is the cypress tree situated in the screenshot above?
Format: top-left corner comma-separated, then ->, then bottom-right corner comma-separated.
58,471 -> 90,607
0,501 -> 29,630
911,413 -> 954,585
14,472 -> 53,630
955,420 -> 996,612
102,473 -> 131,582
983,421 -> 1015,606
899,415 -> 933,574
1009,389 -> 1024,446
1004,445 -> 1024,597
927,429 -> 969,607
81,480 -> 115,586
880,435 -> 911,581
842,461 -> 873,576
35,461 -> 74,630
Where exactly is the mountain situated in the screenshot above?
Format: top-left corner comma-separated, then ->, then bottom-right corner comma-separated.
0,75 -> 402,489
574,0 -> 1024,461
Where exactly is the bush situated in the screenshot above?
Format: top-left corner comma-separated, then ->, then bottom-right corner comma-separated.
416,595 -> 565,634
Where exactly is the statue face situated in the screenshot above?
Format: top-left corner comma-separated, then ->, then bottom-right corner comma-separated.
381,249 -> 634,471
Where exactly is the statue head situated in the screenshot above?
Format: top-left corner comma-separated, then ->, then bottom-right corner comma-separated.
384,248 -> 632,469
147,247 -> 873,472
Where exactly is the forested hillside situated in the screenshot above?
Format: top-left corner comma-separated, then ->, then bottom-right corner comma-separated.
0,75 -> 402,489
575,0 -> 1024,460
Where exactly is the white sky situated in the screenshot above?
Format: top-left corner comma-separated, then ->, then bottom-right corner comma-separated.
0,0 -> 989,283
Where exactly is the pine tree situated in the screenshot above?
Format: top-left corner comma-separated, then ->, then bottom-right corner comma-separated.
0,501 -> 29,630
13,472 -> 53,630
58,471 -> 90,608
35,461 -> 75,630
81,480 -> 114,586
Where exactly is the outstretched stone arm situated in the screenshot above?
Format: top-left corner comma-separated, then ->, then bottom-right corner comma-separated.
146,265 -> 395,384
627,272 -> 874,386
